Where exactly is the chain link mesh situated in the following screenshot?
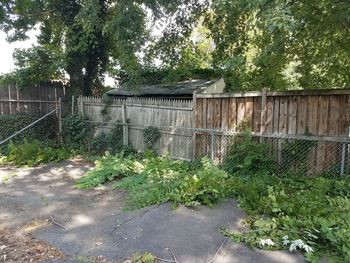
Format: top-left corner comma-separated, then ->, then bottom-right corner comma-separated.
86,121 -> 350,177
2,111 -> 348,177
0,111 -> 60,154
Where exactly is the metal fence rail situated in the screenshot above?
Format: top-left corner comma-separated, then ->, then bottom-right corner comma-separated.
0,108 -> 61,153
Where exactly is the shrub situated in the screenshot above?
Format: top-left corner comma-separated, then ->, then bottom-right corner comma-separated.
90,122 -> 130,155
4,139 -> 71,166
63,114 -> 94,151
223,132 -> 276,175
0,113 -> 58,153
91,132 -> 113,154
143,126 -> 161,150
116,156 -> 232,209
226,174 -> 350,262
75,152 -> 141,189
281,138 -> 316,175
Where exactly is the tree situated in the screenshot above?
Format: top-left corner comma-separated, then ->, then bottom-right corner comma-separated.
205,0 -> 350,90
0,0 -> 208,95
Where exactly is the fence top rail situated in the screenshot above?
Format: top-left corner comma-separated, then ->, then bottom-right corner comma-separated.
0,99 -> 59,103
196,89 -> 350,98
85,120 -> 350,143
79,96 -> 193,107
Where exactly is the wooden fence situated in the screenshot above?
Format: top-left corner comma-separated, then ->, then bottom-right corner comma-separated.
0,83 -> 66,114
78,96 -> 194,159
77,90 -> 350,174
194,89 -> 350,174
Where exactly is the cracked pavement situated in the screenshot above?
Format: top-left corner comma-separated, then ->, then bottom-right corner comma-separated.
0,160 -> 304,263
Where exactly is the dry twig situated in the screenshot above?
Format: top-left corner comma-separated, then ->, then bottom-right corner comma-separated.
47,216 -> 67,230
207,237 -> 228,263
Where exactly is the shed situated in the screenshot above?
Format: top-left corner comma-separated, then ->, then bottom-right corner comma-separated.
106,78 -> 225,99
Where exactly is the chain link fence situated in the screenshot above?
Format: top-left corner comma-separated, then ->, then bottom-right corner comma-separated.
1,111 -> 348,177
85,121 -> 350,177
0,109 -> 61,154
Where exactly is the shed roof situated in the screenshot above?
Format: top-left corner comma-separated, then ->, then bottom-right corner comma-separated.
106,79 -> 217,97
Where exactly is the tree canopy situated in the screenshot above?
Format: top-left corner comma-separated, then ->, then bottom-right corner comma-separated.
206,0 -> 350,90
0,0 -> 208,95
1,0 -> 349,93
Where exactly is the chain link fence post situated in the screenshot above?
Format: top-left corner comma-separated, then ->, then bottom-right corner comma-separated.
122,101 -> 128,146
210,130 -> 215,161
340,127 -> 350,176
58,97 -> 63,145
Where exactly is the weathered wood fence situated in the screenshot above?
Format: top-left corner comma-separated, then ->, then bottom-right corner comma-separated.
0,83 -> 66,114
195,89 -> 350,174
78,96 -> 194,159
78,90 -> 350,174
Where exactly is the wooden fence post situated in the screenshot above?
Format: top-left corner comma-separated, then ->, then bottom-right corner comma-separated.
80,96 -> 85,118
8,85 -> 12,114
122,101 -> 128,146
260,88 -> 267,134
58,97 -> 63,145
192,91 -> 197,160
340,127 -> 350,176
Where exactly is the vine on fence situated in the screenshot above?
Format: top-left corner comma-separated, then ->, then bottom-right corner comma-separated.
143,126 -> 161,151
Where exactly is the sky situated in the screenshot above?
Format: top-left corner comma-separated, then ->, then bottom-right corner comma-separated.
0,9 -> 167,86
0,29 -> 117,86
0,30 -> 38,75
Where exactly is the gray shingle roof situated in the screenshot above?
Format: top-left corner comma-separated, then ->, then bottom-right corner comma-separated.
107,79 -> 217,96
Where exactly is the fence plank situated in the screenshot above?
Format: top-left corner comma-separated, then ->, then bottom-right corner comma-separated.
288,96 -> 297,135
245,97 -> 254,129
265,97 -> 273,134
297,96 -> 308,135
228,97 -> 237,130
316,96 -> 330,173
237,98 -> 245,128
279,97 -> 288,134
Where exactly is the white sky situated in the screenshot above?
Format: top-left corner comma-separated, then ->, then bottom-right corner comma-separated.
0,9 -> 169,86
0,30 -> 38,75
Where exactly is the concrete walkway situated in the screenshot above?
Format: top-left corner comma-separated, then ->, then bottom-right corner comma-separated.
0,160 -> 304,263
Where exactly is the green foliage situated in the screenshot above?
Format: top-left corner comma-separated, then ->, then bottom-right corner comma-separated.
75,135 -> 350,261
281,139 -> 316,175
0,113 -> 57,145
3,140 -> 71,166
90,123 -> 128,155
63,114 -> 94,151
77,152 -> 232,208
223,133 -> 276,175
206,0 -> 350,90
75,152 -> 140,189
131,252 -> 155,263
90,132 -> 111,154
1,0 -> 208,95
226,174 -> 350,262
116,156 -> 231,209
143,126 -> 161,150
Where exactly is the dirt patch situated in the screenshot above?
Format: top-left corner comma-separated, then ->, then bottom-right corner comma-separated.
0,225 -> 118,263
0,225 -> 64,263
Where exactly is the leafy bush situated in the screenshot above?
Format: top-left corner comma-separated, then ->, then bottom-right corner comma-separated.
226,174 -> 350,262
0,113 -> 58,153
116,156 -> 232,209
75,152 -> 142,189
143,126 -> 161,150
76,152 -> 232,208
63,114 -> 94,151
281,139 -> 316,175
75,137 -> 350,261
90,123 -> 130,155
91,132 -> 114,154
223,132 -> 276,174
3,139 -> 71,166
